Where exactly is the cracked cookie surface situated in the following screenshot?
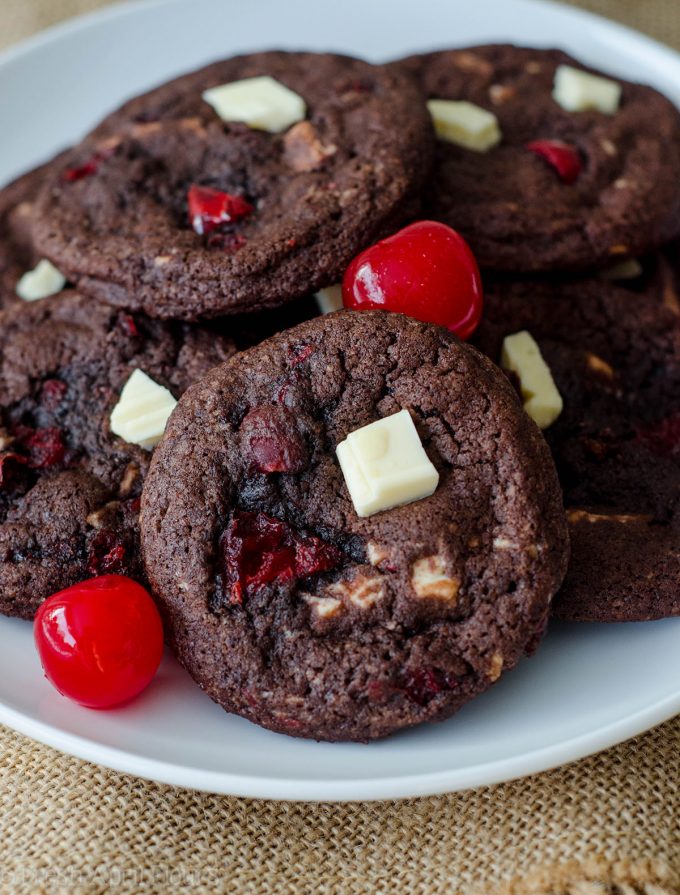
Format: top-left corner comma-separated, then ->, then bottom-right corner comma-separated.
33,52 -> 433,320
141,310 -> 568,741
0,291 -> 238,619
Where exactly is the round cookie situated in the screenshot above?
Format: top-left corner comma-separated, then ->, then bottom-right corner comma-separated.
473,254 -> 680,622
0,153 -> 69,309
141,310 -> 569,742
32,52 -> 433,320
397,45 -> 680,272
0,291 -> 239,620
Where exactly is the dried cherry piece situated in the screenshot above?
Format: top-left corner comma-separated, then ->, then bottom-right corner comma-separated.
636,413 -> 680,460
40,380 -> 68,411
526,140 -> 582,184
119,314 -> 139,338
287,344 -> 314,367
241,406 -> 308,474
87,529 -> 127,576
188,184 -> 254,235
62,145 -> 117,183
402,667 -> 457,706
220,511 -> 342,605
14,426 -> 66,469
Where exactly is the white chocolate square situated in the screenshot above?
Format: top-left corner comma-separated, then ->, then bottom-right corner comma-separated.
16,259 -> 66,301
426,99 -> 501,152
501,331 -> 563,430
314,285 -> 343,315
202,75 -> 306,133
336,409 -> 439,518
110,369 -> 177,450
553,65 -> 622,114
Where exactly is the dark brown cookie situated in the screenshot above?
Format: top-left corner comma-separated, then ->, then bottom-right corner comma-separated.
32,52 -> 433,320
473,254 -> 680,621
397,45 -> 680,272
0,291 -> 239,620
0,154 -> 69,309
141,310 -> 568,742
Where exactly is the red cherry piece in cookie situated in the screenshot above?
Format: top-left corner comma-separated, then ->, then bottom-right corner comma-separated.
220,511 -> 341,605
34,575 -> 164,709
342,221 -> 483,340
13,425 -> 66,469
62,145 -> 117,183
526,140 -> 582,184
241,405 -> 308,474
188,184 -> 254,236
402,666 -> 458,706
87,529 -> 127,576
40,379 -> 68,410
636,412 -> 680,460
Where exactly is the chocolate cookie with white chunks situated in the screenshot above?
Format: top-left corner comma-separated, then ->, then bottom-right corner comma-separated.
141,310 -> 569,742
0,291 -> 238,620
32,52 -> 433,321
473,253 -> 680,622
397,45 -> 680,272
0,153 -> 70,309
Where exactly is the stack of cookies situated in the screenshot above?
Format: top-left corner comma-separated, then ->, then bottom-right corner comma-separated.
1,45 -> 678,742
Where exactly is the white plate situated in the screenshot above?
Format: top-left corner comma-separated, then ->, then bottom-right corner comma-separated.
1,0 -> 679,801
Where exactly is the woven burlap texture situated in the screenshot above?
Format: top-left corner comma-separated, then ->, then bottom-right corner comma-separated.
0,1 -> 679,893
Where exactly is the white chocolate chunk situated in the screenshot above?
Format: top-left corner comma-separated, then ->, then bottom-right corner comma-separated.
553,65 -> 622,114
16,259 -> 66,301
315,285 -> 343,315
336,409 -> 439,518
110,369 -> 177,450
501,331 -> 563,429
202,76 -> 306,133
426,99 -> 501,152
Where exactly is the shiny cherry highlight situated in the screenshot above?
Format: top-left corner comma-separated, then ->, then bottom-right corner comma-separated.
34,575 -> 164,709
342,221 -> 483,340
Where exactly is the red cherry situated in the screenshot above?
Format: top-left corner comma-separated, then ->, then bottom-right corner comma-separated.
526,140 -> 582,184
219,511 -> 341,605
34,575 -> 164,709
188,184 -> 254,235
342,221 -> 483,340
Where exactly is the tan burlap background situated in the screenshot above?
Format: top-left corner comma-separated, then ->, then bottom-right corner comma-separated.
0,1 -> 679,892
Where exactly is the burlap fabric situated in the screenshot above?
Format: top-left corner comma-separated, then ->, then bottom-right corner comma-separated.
0,2 -> 679,893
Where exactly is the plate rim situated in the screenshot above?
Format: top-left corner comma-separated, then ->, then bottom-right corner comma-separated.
0,0 -> 679,800
1,680 -> 678,800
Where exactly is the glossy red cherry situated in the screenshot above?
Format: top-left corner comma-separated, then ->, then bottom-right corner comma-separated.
526,140 -> 582,184
188,184 -> 254,235
342,221 -> 483,340
34,575 -> 164,709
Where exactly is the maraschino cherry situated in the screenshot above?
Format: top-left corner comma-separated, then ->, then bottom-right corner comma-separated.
34,575 -> 164,709
342,221 -> 483,340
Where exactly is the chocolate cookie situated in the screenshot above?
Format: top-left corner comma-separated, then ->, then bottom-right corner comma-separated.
474,255 -> 680,622
32,52 -> 433,320
141,310 -> 568,741
397,45 -> 680,272
0,291 -> 239,620
0,154 -> 68,308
